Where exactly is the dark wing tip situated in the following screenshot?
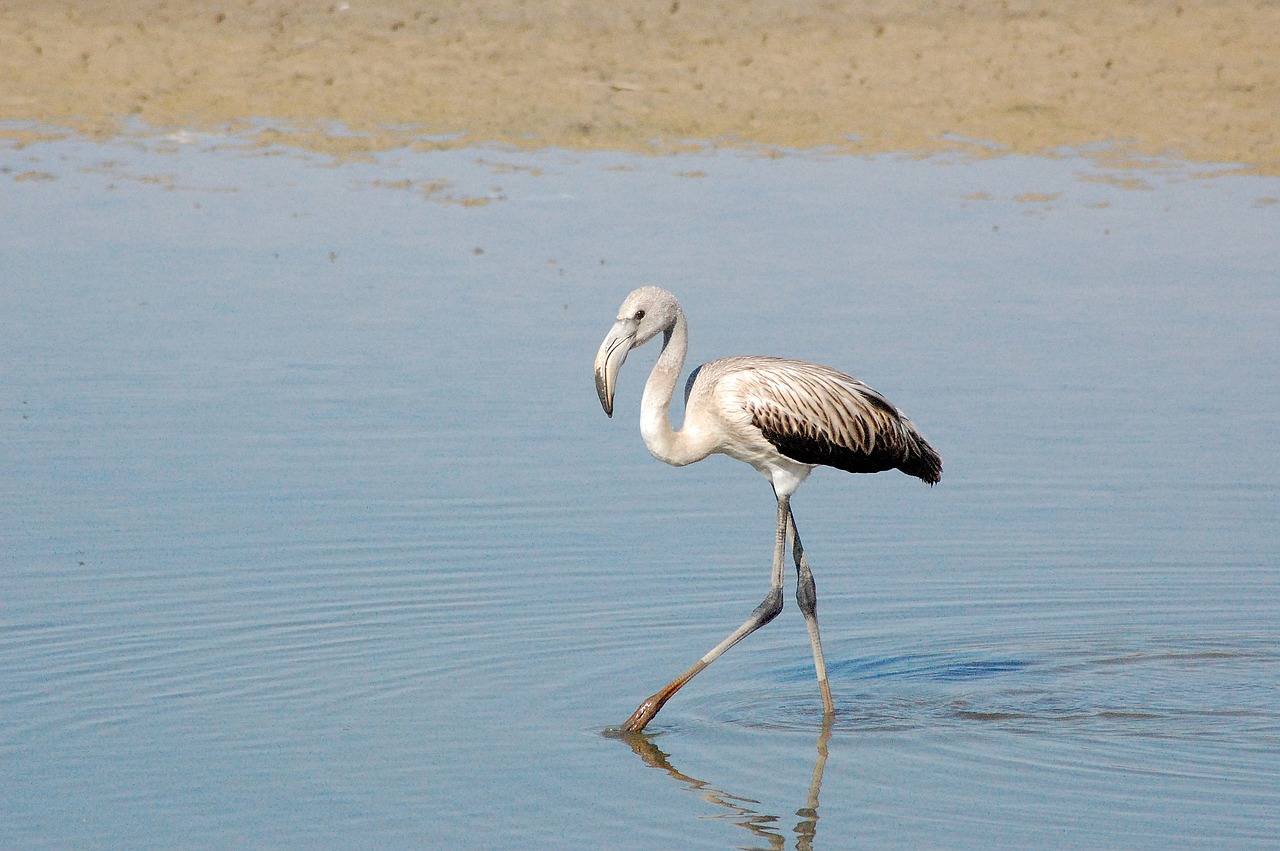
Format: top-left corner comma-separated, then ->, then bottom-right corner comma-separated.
902,435 -> 942,485
751,408 -> 943,485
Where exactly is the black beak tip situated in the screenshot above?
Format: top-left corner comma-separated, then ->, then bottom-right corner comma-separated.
595,370 -> 613,418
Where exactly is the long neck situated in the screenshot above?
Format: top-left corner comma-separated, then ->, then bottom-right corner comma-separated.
640,311 -> 692,466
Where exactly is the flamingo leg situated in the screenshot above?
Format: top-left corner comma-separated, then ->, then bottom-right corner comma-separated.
788,508 -> 836,715
622,497 -> 790,732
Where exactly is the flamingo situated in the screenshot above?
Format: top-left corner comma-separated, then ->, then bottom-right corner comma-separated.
594,286 -> 941,732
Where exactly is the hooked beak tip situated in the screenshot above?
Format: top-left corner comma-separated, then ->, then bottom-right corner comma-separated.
594,368 -> 614,418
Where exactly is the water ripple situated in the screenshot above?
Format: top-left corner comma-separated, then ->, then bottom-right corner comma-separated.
694,638 -> 1280,743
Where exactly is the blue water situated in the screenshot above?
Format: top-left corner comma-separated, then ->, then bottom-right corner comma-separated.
2,132 -> 1278,848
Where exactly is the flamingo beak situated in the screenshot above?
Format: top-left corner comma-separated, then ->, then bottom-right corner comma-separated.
594,321 -> 635,418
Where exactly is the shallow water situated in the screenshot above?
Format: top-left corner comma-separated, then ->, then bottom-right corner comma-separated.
2,133 -> 1278,848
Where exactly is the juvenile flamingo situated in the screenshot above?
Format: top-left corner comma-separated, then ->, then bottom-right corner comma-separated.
594,287 -> 941,732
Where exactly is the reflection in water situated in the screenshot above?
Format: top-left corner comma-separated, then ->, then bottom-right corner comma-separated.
615,716 -> 834,851
609,642 -> 1280,845
794,716 -> 831,851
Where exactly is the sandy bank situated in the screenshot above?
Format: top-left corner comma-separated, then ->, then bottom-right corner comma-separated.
1,0 -> 1277,172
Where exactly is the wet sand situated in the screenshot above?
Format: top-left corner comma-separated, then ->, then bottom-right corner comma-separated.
1,0 -> 1277,172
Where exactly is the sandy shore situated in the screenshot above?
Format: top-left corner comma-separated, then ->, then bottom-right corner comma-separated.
1,1 -> 1277,172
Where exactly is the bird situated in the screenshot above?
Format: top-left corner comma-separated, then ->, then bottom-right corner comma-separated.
594,286 -> 941,733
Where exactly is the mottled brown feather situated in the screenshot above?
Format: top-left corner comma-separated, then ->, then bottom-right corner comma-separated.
728,357 -> 941,484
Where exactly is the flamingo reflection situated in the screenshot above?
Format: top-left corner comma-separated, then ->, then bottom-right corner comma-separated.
616,715 -> 834,850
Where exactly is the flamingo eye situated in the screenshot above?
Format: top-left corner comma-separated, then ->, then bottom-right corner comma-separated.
635,310 -> 646,321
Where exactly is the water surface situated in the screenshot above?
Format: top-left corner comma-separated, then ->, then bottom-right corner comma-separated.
2,133 -> 1278,848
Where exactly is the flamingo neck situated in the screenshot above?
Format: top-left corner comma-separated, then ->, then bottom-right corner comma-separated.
640,311 -> 694,466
